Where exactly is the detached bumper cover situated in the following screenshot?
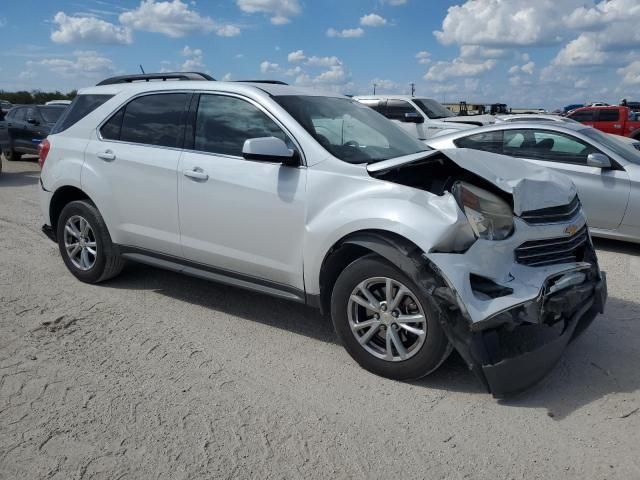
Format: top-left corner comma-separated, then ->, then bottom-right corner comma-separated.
430,259 -> 607,398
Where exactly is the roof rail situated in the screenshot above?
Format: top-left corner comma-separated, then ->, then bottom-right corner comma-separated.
234,80 -> 288,85
96,72 -> 215,86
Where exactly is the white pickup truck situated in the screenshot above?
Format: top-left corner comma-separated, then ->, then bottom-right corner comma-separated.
354,95 -> 494,141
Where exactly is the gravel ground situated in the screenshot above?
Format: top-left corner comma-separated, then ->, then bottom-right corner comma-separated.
1,157 -> 639,480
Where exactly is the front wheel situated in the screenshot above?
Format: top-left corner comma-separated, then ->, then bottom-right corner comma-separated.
56,200 -> 124,283
331,255 -> 451,380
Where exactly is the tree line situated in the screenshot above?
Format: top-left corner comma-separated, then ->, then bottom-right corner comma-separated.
0,90 -> 77,105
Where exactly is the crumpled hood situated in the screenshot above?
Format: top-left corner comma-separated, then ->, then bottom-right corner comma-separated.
439,148 -> 578,214
367,148 -> 578,215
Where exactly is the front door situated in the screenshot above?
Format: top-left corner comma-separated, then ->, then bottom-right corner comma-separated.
178,93 -> 306,290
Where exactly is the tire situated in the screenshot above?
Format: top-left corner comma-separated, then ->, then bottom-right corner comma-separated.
331,254 -> 451,381
3,148 -> 22,161
56,200 -> 124,284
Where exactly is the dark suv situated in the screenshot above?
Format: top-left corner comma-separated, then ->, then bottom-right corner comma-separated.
0,105 -> 67,161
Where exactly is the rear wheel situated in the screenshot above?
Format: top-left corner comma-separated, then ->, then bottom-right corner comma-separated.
56,200 -> 124,283
3,149 -> 21,161
331,255 -> 451,380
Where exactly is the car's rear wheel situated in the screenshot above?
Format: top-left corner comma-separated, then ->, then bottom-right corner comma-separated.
3,149 -> 21,161
56,200 -> 124,283
331,255 -> 451,380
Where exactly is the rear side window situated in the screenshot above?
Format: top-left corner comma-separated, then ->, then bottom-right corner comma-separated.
51,94 -> 113,134
568,110 -> 595,122
100,93 -> 188,148
597,109 -> 619,122
454,131 -> 503,153
12,108 -> 26,122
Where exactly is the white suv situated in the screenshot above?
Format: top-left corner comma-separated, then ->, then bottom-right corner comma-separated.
39,74 -> 607,397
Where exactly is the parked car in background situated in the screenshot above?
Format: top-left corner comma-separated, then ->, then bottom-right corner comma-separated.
567,106 -> 640,139
0,104 -> 67,161
1,100 -> 13,114
427,122 -> 640,243
37,73 -> 607,396
563,104 -> 584,114
354,95 -> 473,140
355,95 -> 494,128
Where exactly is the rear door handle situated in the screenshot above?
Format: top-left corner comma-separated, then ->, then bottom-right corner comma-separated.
183,168 -> 209,181
97,150 -> 116,161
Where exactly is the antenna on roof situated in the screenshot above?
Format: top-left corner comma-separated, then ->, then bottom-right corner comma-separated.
139,64 -> 145,74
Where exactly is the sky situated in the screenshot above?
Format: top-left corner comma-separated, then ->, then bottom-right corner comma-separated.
0,0 -> 639,110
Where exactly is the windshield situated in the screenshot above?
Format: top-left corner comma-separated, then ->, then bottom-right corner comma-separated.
39,106 -> 66,123
413,99 -> 456,119
582,128 -> 640,165
274,95 -> 429,163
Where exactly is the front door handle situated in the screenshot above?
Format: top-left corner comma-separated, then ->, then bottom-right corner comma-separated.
97,150 -> 116,161
183,168 -> 209,181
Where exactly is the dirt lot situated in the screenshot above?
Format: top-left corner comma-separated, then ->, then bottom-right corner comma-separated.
1,158 -> 639,480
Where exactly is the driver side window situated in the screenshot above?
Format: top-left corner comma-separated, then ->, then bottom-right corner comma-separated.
503,129 -> 598,165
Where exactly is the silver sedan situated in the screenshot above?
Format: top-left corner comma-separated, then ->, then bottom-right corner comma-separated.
427,122 -> 640,243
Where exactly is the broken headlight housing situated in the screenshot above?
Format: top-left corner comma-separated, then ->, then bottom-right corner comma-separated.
452,181 -> 514,240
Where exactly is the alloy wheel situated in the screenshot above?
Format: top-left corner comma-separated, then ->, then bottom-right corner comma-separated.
63,215 -> 98,271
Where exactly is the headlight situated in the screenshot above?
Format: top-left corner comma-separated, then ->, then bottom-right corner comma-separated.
452,181 -> 514,240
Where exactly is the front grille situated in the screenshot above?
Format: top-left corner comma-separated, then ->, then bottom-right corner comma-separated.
515,225 -> 589,267
519,196 -> 581,224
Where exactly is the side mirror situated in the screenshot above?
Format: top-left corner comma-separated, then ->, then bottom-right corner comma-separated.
403,112 -> 424,124
242,137 -> 299,167
27,117 -> 39,125
587,152 -> 611,169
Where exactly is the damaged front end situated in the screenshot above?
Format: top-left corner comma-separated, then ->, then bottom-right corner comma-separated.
368,149 -> 608,397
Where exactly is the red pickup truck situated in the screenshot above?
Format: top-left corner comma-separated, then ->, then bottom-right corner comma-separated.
568,105 -> 640,138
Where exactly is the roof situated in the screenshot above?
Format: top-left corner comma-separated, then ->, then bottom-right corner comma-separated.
78,80 -> 345,99
355,95 -> 430,101
427,120 -> 591,142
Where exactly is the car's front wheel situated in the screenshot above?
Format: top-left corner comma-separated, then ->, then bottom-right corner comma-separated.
331,255 -> 451,380
56,200 -> 124,283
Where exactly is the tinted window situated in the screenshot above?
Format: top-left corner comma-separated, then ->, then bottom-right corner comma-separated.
52,94 -> 113,134
597,109 -> 619,122
39,107 -> 66,123
385,100 -> 419,120
568,110 -> 595,122
25,108 -> 38,121
503,129 -> 598,165
454,131 -> 503,153
119,93 -> 188,148
194,94 -> 287,156
13,108 -> 26,122
99,108 -> 124,140
413,99 -> 456,119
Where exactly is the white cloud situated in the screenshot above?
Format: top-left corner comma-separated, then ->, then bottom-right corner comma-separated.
180,45 -> 205,71
181,46 -> 202,57
382,0 -> 407,5
552,35 -> 606,67
306,55 -> 342,67
51,12 -> 132,44
236,0 -> 301,25
459,45 -> 507,59
509,60 -> 535,75
222,72 -> 233,81
24,50 -> 115,79
425,58 -> 496,81
415,51 -> 431,64
287,49 -> 306,62
314,66 -> 347,84
434,0 -> 584,47
563,0 -> 640,31
360,13 -> 387,27
371,78 -> 398,92
260,60 -> 280,73
120,0 -> 240,38
285,66 -> 303,76
327,27 -> 364,38
618,61 -> 640,85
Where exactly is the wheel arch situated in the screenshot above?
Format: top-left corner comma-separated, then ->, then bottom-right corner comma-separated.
49,186 -> 95,234
317,229 -> 430,316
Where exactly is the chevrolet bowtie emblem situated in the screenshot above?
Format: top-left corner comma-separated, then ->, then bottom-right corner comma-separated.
564,224 -> 579,236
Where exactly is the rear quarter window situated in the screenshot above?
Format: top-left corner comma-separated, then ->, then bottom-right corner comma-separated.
51,94 -> 114,134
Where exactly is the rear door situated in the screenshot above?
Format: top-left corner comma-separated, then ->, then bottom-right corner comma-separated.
83,92 -> 190,256
594,108 -> 621,135
177,93 -> 306,290
24,107 -> 48,151
8,107 -> 27,150
502,128 -> 630,230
